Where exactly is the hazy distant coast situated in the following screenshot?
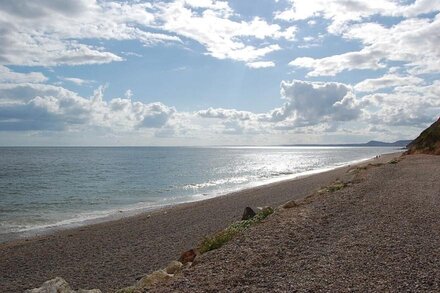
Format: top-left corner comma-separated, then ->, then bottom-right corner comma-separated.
282,139 -> 412,147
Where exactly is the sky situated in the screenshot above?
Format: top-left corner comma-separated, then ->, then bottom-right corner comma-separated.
0,0 -> 439,146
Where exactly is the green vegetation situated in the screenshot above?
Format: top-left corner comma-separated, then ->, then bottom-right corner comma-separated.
318,180 -> 348,194
406,118 -> 440,155
388,158 -> 399,164
198,207 -> 274,254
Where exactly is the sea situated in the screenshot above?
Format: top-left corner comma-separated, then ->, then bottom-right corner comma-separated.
0,146 -> 399,242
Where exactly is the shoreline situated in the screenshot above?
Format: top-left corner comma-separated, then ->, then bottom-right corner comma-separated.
0,152 -> 402,292
1,150 -> 400,244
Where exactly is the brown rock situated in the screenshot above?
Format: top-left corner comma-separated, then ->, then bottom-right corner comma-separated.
179,249 -> 198,264
283,200 -> 298,209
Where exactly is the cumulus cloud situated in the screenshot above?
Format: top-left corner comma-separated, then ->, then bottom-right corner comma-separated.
265,80 -> 361,127
197,107 -> 256,121
0,83 -> 175,131
196,80 -> 362,131
358,79 -> 440,133
1,75 -> 436,142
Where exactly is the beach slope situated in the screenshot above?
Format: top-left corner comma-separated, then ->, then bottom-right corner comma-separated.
153,154 -> 440,292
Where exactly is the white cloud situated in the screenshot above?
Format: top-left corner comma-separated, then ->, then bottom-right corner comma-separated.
0,0 -> 178,66
183,0 -> 232,14
283,0 -> 440,79
274,26 -> 297,41
276,0 -> 440,33
0,83 -> 175,131
290,14 -> 440,76
361,80 -> 440,128
354,74 -> 425,92
61,77 -> 94,86
0,66 -> 48,83
1,76 -> 436,143
0,0 -> 295,67
290,48 -> 386,76
4,79 -> 364,137
275,0 -> 399,33
154,2 -> 289,63
0,83 -> 78,104
0,22 -> 124,66
1,0 -> 438,144
197,80 -> 362,131
265,80 -> 361,127
246,61 -> 276,69
401,0 -> 440,17
197,107 -> 256,120
344,17 -> 440,75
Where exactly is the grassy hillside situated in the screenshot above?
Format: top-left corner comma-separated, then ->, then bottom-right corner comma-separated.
406,118 -> 440,155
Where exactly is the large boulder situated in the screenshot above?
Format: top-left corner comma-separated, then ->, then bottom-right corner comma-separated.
241,207 -> 256,220
25,277 -> 101,293
137,270 -> 173,288
179,248 -> 199,264
165,260 -> 183,274
283,200 -> 298,209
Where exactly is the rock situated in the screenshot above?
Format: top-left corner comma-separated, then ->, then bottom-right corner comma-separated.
25,277 -> 71,293
25,277 -> 102,293
165,260 -> 183,274
241,207 -> 256,220
179,248 -> 198,264
256,206 -> 269,211
114,286 -> 138,293
137,270 -> 173,288
283,200 -> 298,209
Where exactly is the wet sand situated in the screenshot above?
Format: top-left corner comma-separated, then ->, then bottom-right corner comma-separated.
0,153 -> 399,292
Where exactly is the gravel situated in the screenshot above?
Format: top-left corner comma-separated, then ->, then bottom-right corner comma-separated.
152,154 -> 440,292
1,152 -> 389,293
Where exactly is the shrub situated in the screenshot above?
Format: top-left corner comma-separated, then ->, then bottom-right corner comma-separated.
198,207 -> 274,254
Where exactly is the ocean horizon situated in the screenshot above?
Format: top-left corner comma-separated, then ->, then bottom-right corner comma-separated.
0,146 -> 399,242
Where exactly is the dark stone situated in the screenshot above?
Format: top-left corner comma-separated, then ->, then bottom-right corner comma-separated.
241,207 -> 256,220
179,249 -> 198,264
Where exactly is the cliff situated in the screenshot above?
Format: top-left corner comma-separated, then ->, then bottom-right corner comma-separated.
406,117 -> 440,155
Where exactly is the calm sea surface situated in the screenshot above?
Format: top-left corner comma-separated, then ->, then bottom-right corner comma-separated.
0,146 -> 399,242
